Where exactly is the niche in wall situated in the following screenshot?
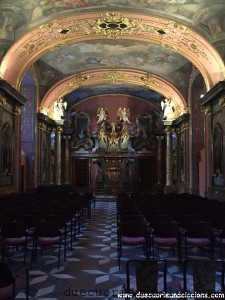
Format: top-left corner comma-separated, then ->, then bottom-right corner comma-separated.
75,112 -> 89,138
137,114 -> 152,138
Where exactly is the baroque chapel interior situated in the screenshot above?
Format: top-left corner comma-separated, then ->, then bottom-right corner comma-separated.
0,0 -> 225,198
1,0 -> 225,299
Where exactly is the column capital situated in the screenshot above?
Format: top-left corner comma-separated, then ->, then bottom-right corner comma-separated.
156,135 -> 164,140
55,125 -> 63,133
62,135 -> 72,140
164,126 -> 174,133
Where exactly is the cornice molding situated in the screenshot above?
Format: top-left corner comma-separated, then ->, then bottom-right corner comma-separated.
200,81 -> 225,106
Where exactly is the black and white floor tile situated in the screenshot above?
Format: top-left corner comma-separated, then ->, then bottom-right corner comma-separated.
2,199 -> 224,300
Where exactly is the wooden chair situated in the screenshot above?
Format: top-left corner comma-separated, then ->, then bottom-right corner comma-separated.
117,221 -> 149,269
124,259 -> 167,295
180,259 -> 225,294
0,262 -> 29,300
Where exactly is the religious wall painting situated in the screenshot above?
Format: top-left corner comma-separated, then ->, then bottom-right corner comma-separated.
41,136 -> 47,183
0,123 -> 13,187
137,114 -> 152,138
75,112 -> 90,139
180,133 -> 185,183
1,123 -> 13,175
213,124 -> 224,187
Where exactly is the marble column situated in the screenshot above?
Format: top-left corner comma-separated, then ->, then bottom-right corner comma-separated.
156,136 -> 164,184
165,127 -> 174,186
63,135 -> 71,184
54,126 -> 63,185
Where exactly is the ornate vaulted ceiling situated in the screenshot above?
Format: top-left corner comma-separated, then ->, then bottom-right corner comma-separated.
0,0 -> 224,115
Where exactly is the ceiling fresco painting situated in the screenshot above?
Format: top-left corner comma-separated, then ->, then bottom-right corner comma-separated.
0,0 -> 224,117
41,40 -> 190,83
64,83 -> 163,110
5,0 -> 225,44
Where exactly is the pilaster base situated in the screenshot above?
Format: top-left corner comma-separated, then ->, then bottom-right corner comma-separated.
164,184 -> 178,194
153,183 -> 164,194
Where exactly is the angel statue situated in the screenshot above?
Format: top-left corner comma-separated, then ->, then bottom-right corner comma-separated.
117,107 -> 130,123
52,98 -> 67,120
161,98 -> 175,120
97,107 -> 108,123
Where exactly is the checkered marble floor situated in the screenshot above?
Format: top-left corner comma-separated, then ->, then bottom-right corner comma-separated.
3,200 -> 223,300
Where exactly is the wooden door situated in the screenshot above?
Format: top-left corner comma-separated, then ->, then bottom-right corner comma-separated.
73,158 -> 89,189
137,157 -> 156,193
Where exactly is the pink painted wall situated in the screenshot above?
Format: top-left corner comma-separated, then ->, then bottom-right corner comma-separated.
72,94 -> 157,130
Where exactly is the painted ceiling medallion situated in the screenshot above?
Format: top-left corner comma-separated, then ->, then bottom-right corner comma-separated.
93,12 -> 139,37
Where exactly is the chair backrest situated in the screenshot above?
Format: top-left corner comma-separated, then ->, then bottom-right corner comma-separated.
186,222 -> 212,238
0,262 -> 13,288
149,215 -> 172,228
120,221 -> 147,237
126,259 -> 167,293
1,221 -> 27,237
208,216 -> 225,230
154,222 -> 179,238
179,215 -> 201,229
35,221 -> 61,237
183,259 -> 225,293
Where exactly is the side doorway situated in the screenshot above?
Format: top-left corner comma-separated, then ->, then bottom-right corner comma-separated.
137,157 -> 156,193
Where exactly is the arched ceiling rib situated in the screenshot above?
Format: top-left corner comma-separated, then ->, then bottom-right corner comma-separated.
40,69 -> 186,112
0,11 -> 224,94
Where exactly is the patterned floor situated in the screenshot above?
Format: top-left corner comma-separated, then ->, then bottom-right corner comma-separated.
3,199 -> 224,299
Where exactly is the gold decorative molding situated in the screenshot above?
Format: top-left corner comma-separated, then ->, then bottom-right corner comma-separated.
219,96 -> 225,107
0,94 -> 7,106
181,121 -> 189,131
63,73 -> 92,90
99,68 -> 126,84
92,12 -> 141,38
13,105 -> 21,116
139,73 -> 153,87
204,105 -> 212,116
164,126 -> 174,133
139,72 -> 168,93
38,121 -> 47,131
55,125 -> 63,133
39,21 -> 59,30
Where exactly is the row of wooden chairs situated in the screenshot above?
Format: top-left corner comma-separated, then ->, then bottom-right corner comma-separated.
0,192 -> 94,269
116,192 -> 225,267
124,258 -> 225,295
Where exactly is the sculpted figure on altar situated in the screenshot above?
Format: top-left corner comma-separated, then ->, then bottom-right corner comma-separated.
97,107 -> 108,123
161,98 -> 176,120
117,107 -> 130,123
51,98 -> 67,121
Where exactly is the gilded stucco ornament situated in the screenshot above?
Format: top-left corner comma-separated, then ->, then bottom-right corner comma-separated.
92,12 -> 141,37
97,107 -> 130,150
205,105 -> 212,116
100,68 -> 126,84
13,105 -> 21,116
63,73 -> 92,91
219,96 -> 225,107
0,94 -> 7,106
